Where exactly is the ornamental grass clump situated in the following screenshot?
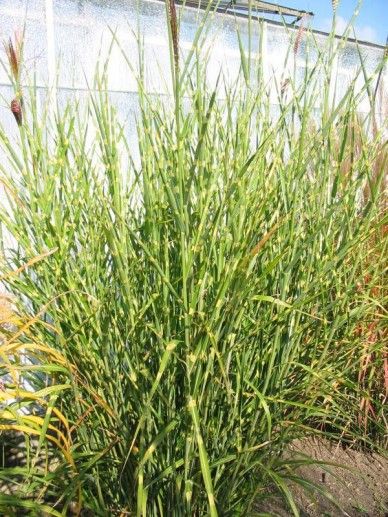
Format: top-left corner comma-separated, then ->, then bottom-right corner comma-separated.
0,7 -> 387,516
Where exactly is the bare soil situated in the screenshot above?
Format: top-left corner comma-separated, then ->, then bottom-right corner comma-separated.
258,438 -> 388,516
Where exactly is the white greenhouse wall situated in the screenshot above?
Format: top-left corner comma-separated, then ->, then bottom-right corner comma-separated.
1,0 -> 387,95
0,0 -> 386,218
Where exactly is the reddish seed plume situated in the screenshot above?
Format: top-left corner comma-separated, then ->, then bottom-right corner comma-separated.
293,14 -> 309,55
11,98 -> 22,126
4,32 -> 22,82
280,78 -> 290,95
167,0 -> 179,72
3,32 -> 24,126
7,39 -> 19,79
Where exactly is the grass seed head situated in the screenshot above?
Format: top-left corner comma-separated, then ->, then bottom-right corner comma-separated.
293,14 -> 309,55
167,0 -> 179,71
332,0 -> 339,12
3,31 -> 23,82
10,98 -> 22,125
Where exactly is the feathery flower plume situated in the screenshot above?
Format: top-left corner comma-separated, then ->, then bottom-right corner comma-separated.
3,31 -> 24,126
293,14 -> 310,55
332,0 -> 339,12
167,0 -> 179,72
3,31 -> 23,82
280,78 -> 290,96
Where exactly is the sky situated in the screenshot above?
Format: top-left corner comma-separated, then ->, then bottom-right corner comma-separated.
267,0 -> 387,45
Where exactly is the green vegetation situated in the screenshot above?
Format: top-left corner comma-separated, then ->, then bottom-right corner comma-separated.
0,6 -> 386,516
